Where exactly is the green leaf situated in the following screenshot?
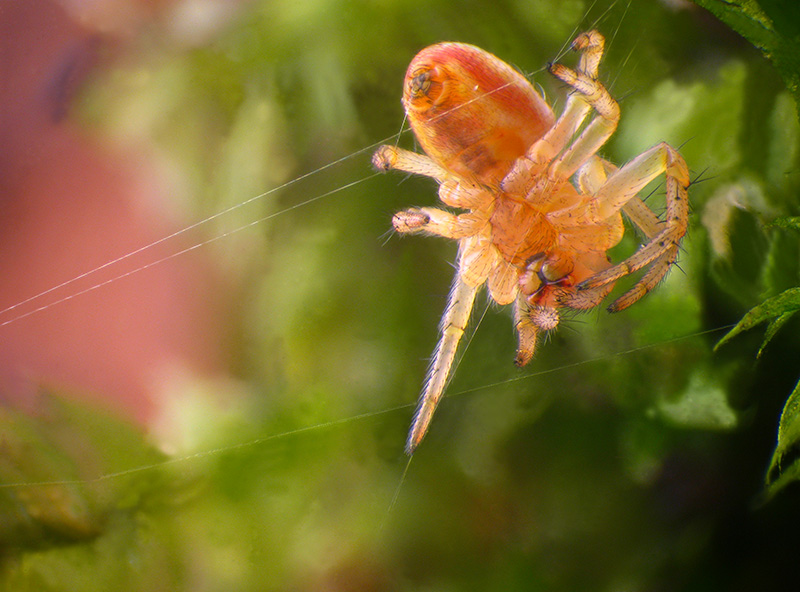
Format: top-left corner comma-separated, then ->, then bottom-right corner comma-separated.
764,377 -> 800,499
715,287 -> 800,351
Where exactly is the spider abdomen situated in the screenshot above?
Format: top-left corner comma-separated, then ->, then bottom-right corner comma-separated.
402,42 -> 555,185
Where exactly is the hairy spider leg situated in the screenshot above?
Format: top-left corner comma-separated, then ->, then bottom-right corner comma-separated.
547,59 -> 620,180
575,143 -> 690,311
579,157 -> 666,242
524,34 -> 689,314
405,272 -> 478,454
526,31 -> 605,166
508,31 -> 618,360
373,145 -> 496,454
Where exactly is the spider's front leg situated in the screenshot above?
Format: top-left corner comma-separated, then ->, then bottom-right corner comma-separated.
375,144 -> 498,452
525,30 -> 606,167
547,54 -> 620,180
576,142 -> 690,312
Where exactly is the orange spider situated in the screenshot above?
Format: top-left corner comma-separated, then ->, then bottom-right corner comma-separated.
373,31 -> 689,454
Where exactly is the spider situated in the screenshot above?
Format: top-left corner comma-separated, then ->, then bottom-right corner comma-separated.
373,31 -> 689,454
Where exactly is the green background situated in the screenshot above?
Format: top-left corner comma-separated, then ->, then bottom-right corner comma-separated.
3,0 -> 800,590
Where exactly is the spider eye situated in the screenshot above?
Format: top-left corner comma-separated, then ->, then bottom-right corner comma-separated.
405,67 -> 445,107
409,71 -> 431,95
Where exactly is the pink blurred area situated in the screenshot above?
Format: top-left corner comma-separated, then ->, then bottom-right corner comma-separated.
0,0 -> 234,425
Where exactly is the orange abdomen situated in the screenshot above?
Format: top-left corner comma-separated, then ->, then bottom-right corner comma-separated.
402,43 -> 555,186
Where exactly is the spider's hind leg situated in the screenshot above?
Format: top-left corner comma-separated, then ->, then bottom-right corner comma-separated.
406,273 -> 479,454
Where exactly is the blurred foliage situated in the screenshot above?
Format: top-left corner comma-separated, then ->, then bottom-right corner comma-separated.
697,0 -> 800,500
715,214 -> 800,499
692,0 -> 800,116
5,0 -> 800,590
765,376 -> 800,500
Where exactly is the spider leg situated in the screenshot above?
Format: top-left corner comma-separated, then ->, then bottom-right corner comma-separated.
407,270 -> 479,454
620,196 -> 662,240
578,157 -> 662,239
524,31 -> 606,166
577,142 -> 690,310
375,144 -> 492,211
547,62 -> 620,180
393,207 -> 486,239
373,145 -> 448,182
487,257 -> 519,305
514,298 -> 540,367
556,280 -> 615,310
606,249 -> 676,312
576,156 -> 612,194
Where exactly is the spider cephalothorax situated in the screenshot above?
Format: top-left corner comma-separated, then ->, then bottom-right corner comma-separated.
373,31 -> 689,453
